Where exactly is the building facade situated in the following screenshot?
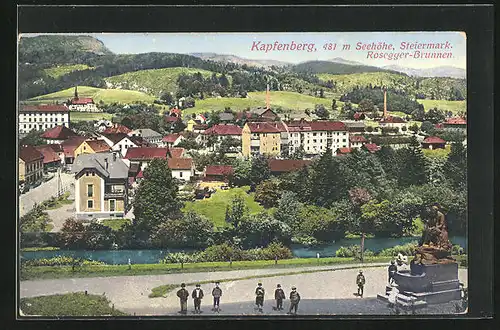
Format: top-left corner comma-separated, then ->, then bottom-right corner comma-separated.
128,128 -> 163,145
286,120 -> 349,156
19,145 -> 44,184
73,152 -> 129,220
19,104 -> 70,134
242,122 -> 281,157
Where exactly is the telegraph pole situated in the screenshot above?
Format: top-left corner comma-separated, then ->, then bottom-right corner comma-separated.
57,167 -> 63,197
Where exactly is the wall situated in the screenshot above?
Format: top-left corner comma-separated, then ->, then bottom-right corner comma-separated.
241,124 -> 251,157
78,172 -> 102,213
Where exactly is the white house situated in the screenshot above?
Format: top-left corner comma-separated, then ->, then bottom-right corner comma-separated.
168,158 -> 194,182
349,135 -> 368,149
68,97 -> 100,112
19,104 -> 70,134
101,133 -> 150,157
161,133 -> 185,147
287,120 -> 349,156
379,116 -> 408,130
128,128 -> 163,145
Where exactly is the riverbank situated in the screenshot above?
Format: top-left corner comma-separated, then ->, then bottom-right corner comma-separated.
21,255 -> 467,281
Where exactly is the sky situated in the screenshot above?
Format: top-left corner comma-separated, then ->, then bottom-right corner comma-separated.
22,32 -> 466,69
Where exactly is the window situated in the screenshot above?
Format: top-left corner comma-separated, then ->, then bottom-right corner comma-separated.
23,124 -> 26,128
179,171 -> 183,178
92,172 -> 95,176
313,133 -> 317,136
343,139 -> 346,142
109,199 -> 116,212
87,200 -> 94,209
87,184 -> 94,197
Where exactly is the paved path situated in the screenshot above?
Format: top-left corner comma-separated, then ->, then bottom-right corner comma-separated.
19,263 -> 467,316
19,172 -> 74,217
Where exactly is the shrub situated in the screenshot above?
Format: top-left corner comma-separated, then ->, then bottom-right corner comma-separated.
378,241 -> 418,257
335,245 -> 374,259
199,243 -> 244,262
159,252 -> 202,264
451,244 -> 465,255
23,256 -> 106,267
258,242 -> 293,260
291,235 -> 319,247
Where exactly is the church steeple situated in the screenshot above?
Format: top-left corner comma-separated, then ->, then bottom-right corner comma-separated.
74,86 -> 79,100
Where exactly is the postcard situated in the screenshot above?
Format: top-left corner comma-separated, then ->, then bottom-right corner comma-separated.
18,31 -> 468,317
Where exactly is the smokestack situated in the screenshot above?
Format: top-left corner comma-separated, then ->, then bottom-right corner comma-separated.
383,87 -> 387,119
266,84 -> 270,110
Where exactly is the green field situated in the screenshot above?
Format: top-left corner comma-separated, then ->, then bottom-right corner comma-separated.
101,218 -> 131,231
184,91 -> 345,116
70,111 -> 114,123
104,67 -> 228,97
182,186 -> 264,228
417,99 -> 466,114
20,292 -> 128,316
317,72 -> 414,95
43,64 -> 93,79
27,86 -> 156,105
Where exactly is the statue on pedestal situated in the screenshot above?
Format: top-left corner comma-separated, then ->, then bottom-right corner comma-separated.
413,204 -> 455,265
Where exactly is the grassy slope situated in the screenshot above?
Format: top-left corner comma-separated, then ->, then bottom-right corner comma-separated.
184,91 -> 345,116
182,186 -> 264,228
27,86 -> 156,105
417,99 -> 466,114
20,292 -> 128,316
104,67 -> 229,97
318,72 -> 414,94
70,112 -> 114,123
43,64 -> 93,79
101,218 -> 131,231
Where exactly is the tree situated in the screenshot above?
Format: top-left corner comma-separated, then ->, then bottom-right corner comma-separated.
348,187 -> 373,261
424,107 -> 446,124
358,98 -> 375,113
331,98 -> 338,111
132,158 -> 182,234
443,142 -> 467,189
151,211 -> 214,248
298,205 -> 344,242
225,195 -> 248,228
59,218 -> 87,249
249,155 -> 271,190
313,104 -> 330,119
19,129 -> 46,146
274,191 -> 302,232
290,145 -> 306,160
236,213 -> 292,249
319,89 -> 325,98
254,180 -> 281,208
230,158 -> 252,187
420,121 -> 435,134
159,92 -> 174,105
409,123 -> 420,134
84,222 -> 115,250
398,136 -> 427,186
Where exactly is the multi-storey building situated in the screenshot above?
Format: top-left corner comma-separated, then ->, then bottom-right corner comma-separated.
19,145 -> 44,185
19,104 -> 70,134
201,124 -> 242,151
241,122 -> 281,157
72,151 -> 129,220
287,120 -> 349,156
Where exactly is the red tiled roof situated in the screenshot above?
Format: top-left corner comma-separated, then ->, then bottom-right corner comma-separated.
124,147 -> 184,160
102,124 -> 131,134
46,143 -> 63,153
40,125 -> 78,140
423,136 -> 446,144
85,140 -> 111,153
205,165 -> 234,176
168,158 -> 193,170
128,135 -> 149,147
268,159 -> 312,173
35,145 -> 60,164
193,124 -> 208,130
71,97 -> 94,105
246,122 -> 280,133
353,112 -> 365,120
20,104 -> 69,112
19,145 -> 44,163
309,121 -> 347,131
164,116 -> 180,123
204,124 -> 242,136
363,143 -> 381,153
162,133 -> 182,143
444,118 -> 467,125
380,116 -> 407,124
61,136 -> 87,157
349,135 -> 367,143
337,147 -> 352,154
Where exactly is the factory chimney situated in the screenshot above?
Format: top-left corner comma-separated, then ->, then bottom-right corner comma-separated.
383,86 -> 388,119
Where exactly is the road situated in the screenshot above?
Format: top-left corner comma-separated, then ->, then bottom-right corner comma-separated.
19,172 -> 74,217
19,263 -> 467,316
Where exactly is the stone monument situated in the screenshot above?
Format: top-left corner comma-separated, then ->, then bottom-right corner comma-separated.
377,204 -> 463,309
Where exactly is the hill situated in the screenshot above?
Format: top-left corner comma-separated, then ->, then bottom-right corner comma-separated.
383,65 -> 466,79
104,67 -> 230,97
183,91 -> 343,117
19,35 -> 113,65
416,99 -> 466,114
25,86 -> 156,105
43,64 -> 94,79
317,72 -> 466,101
189,53 -> 290,68
291,60 -> 399,75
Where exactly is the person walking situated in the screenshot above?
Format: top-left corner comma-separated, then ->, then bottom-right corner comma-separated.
255,282 -> 265,312
212,281 -> 222,312
274,284 -> 285,311
388,260 -> 398,285
288,286 -> 301,315
356,270 -> 366,297
176,283 -> 189,314
192,284 -> 204,314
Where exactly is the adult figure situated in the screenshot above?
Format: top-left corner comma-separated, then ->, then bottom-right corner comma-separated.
356,270 -> 366,297
176,283 -> 189,314
274,284 -> 285,311
288,286 -> 301,315
192,284 -> 204,314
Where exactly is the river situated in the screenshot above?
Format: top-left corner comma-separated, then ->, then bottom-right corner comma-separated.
20,236 -> 466,265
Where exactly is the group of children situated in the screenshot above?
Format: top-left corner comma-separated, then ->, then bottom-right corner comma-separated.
175,281 -> 301,314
